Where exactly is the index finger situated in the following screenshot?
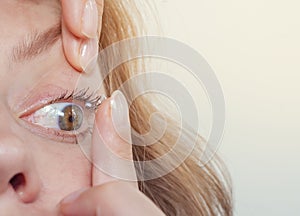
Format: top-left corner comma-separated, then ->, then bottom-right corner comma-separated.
91,90 -> 138,188
61,0 -> 103,38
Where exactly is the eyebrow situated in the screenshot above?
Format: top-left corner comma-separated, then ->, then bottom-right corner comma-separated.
11,22 -> 61,62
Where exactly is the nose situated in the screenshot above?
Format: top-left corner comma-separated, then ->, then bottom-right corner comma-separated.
0,135 -> 41,203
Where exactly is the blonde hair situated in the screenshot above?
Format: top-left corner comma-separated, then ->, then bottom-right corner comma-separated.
99,1 -> 233,215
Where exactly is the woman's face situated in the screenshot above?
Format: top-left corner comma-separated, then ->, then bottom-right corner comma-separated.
0,1 -> 95,214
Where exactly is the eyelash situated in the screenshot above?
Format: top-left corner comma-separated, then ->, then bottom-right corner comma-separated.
53,88 -> 106,143
52,88 -> 106,110
20,88 -> 106,144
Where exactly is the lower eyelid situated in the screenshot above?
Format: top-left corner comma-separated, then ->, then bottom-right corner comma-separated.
19,107 -> 95,145
17,117 -> 79,144
15,87 -> 99,144
26,102 -> 83,131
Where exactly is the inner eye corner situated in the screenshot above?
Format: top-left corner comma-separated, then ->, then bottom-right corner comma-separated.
18,92 -> 95,144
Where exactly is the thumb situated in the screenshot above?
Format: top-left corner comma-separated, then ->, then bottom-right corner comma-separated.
91,90 -> 138,187
59,181 -> 165,216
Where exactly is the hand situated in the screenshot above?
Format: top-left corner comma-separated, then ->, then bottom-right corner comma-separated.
58,91 -> 165,216
61,0 -> 104,71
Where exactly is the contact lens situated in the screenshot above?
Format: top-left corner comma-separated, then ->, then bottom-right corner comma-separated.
25,102 -> 85,132
58,105 -> 83,131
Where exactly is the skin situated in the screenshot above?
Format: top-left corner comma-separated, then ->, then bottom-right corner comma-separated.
58,94 -> 165,216
60,1 -> 165,215
0,0 -> 165,215
0,1 -> 92,215
61,0 -> 103,71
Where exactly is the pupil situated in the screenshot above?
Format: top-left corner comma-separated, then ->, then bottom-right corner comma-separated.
69,115 -> 75,123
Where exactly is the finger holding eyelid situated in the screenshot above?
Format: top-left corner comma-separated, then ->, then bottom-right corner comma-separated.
91,90 -> 138,189
61,0 -> 103,71
61,20 -> 82,71
61,0 -> 103,39
62,20 -> 98,72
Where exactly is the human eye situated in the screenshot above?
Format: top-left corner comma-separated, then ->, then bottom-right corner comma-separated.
26,102 -> 85,131
20,89 -> 106,144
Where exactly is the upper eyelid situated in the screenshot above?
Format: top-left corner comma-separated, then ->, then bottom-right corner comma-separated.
16,87 -> 105,118
19,97 -> 97,144
15,87 -> 105,145
51,88 -> 106,109
70,88 -> 107,110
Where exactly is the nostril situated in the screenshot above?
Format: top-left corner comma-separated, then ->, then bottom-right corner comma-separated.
9,173 -> 25,191
9,173 -> 38,203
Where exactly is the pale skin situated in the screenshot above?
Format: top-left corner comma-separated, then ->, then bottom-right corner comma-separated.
0,0 -> 164,215
61,0 -> 103,71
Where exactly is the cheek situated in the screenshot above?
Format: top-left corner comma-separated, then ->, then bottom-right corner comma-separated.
33,141 -> 91,205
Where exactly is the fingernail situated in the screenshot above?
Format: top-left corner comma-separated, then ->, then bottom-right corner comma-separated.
60,188 -> 89,206
110,90 -> 132,143
80,38 -> 98,71
82,0 -> 98,38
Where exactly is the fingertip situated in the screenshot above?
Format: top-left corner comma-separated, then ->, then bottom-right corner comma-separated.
91,97 -> 114,185
61,0 -> 102,71
61,0 -> 81,37
60,188 -> 89,206
93,91 -> 133,160
60,182 -> 163,216
59,187 -> 90,216
62,20 -> 99,72
110,90 -> 132,144
61,20 -> 82,71
61,0 -> 85,38
61,0 -> 101,39
91,91 -> 137,186
81,0 -> 99,38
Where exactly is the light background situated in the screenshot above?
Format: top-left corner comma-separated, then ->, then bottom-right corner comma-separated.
152,0 -> 300,215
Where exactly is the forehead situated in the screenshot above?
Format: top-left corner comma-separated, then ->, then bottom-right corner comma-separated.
0,0 -> 60,46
